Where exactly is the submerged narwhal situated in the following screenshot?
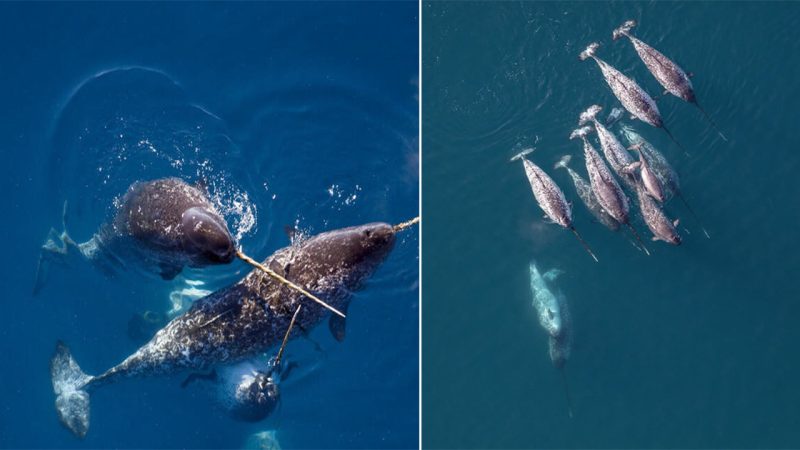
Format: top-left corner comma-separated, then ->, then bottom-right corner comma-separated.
35,177 -> 236,293
569,126 -> 650,255
528,260 -> 574,418
511,149 -> 599,262
554,155 -> 620,232
51,221 -> 398,438
579,42 -> 687,154
613,20 -> 727,141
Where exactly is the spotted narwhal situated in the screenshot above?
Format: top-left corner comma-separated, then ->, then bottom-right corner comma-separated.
579,42 -> 687,154
625,143 -> 665,203
511,149 -> 598,262
635,183 -> 682,245
619,123 -> 710,238
569,127 -> 650,255
578,105 -> 637,190
613,20 -> 727,141
49,221 -> 397,438
554,155 -> 620,232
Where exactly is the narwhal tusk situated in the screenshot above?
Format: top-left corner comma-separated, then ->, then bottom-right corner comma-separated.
236,250 -> 346,318
275,304 -> 302,367
393,217 -> 420,232
625,222 -> 651,256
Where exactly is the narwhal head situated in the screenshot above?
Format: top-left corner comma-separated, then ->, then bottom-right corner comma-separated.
229,370 -> 280,422
180,206 -> 236,265
292,222 -> 396,291
663,224 -> 682,246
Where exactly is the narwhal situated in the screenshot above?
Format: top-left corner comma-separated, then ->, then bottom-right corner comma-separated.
569,126 -> 650,255
35,177 -> 236,294
220,304 -> 303,423
619,123 -> 710,238
511,149 -> 599,262
528,260 -> 574,418
554,155 -> 620,232
635,183 -> 682,245
579,42 -> 687,154
578,105 -> 637,190
50,221 -> 400,438
625,143 -> 666,203
613,20 -> 727,141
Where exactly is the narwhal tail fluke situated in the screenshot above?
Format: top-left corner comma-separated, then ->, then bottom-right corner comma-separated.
625,222 -> 651,256
34,201 -> 78,295
554,155 -> 572,170
612,20 -> 637,41
579,105 -> 603,126
676,190 -> 711,239
570,227 -> 599,263
559,367 -> 574,419
51,341 -> 95,439
579,42 -> 600,61
661,125 -> 690,157
694,101 -> 728,142
509,147 -> 535,162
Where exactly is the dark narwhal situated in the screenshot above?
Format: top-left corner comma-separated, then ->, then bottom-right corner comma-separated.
50,221 -> 397,438
35,177 -> 236,293
613,20 -> 727,141
579,42 -> 687,154
511,149 -> 599,262
528,260 -> 574,418
569,126 -> 650,255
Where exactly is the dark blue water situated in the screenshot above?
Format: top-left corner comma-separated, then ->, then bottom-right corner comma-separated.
423,2 -> 800,448
0,3 -> 418,448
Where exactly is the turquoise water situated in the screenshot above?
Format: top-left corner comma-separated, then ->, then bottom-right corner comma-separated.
423,2 -> 800,448
0,3 -> 418,448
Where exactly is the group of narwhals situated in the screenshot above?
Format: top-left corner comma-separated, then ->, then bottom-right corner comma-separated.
515,21 -> 725,417
36,177 -> 418,439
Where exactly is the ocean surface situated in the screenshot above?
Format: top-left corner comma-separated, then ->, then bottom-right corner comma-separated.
0,3 -> 418,449
423,2 -> 800,449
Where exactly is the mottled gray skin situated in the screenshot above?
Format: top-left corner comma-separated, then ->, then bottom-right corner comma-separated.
619,124 -> 679,199
636,185 -> 681,245
580,43 -> 663,128
613,20 -> 695,103
96,222 -> 394,382
39,178 -> 235,286
51,222 -> 396,438
571,129 -> 630,225
520,158 -> 573,228
579,105 -> 637,191
556,158 -> 620,231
